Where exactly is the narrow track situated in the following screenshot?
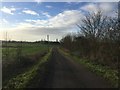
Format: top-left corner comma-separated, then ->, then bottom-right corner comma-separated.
40,48 -> 111,88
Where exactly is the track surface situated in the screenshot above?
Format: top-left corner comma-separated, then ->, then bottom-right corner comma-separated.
40,48 -> 111,88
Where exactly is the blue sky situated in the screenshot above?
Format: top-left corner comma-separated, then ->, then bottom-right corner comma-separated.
1,2 -> 89,25
0,2 -> 118,41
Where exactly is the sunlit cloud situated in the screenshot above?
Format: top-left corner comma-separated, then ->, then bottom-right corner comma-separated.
80,3 -> 98,13
2,10 -> 83,41
0,19 -> 9,29
42,12 -> 51,18
25,10 -> 83,28
0,19 -> 8,24
0,6 -> 16,15
80,3 -> 117,17
22,9 -> 39,16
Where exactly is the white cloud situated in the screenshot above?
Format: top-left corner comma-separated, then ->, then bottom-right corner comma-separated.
80,3 -> 98,13
80,3 -> 117,16
0,19 -> 8,25
25,10 -> 83,28
22,9 -> 39,16
99,3 -> 115,13
48,10 -> 83,27
42,12 -> 51,18
0,6 -> 16,15
3,10 -> 83,41
25,19 -> 49,26
45,5 -> 52,8
2,19 -> 8,24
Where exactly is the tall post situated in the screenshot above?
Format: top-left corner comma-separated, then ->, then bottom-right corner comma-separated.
47,35 -> 49,42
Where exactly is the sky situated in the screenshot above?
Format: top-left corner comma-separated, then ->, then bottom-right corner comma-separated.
0,1 -> 118,41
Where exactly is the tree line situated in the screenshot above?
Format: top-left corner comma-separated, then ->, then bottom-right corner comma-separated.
60,10 -> 120,69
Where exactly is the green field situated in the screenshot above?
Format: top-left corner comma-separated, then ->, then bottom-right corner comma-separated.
2,43 -> 49,54
4,48 -> 52,88
2,42 -> 53,87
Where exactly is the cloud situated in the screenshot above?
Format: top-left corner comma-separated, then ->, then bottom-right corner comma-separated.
5,10 -> 83,41
22,9 -> 39,16
99,3 -> 116,13
25,10 -> 83,28
2,19 -> 8,24
80,2 -> 117,16
0,6 -> 16,15
48,10 -> 83,27
0,19 -> 9,25
45,5 -> 52,8
80,3 -> 98,13
25,19 -> 49,26
42,12 -> 51,18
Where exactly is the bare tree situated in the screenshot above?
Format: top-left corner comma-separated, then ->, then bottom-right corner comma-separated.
75,10 -> 119,67
77,11 -> 110,40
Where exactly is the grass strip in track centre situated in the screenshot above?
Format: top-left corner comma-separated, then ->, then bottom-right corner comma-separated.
3,48 -> 52,89
59,48 -> 118,88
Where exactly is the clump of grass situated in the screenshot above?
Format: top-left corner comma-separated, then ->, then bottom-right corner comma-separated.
77,58 -> 118,88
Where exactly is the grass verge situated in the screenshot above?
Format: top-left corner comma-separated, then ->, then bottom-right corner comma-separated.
59,48 -> 118,88
3,48 -> 52,89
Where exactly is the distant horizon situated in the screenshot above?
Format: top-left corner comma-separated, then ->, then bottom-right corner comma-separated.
0,39 -> 60,42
